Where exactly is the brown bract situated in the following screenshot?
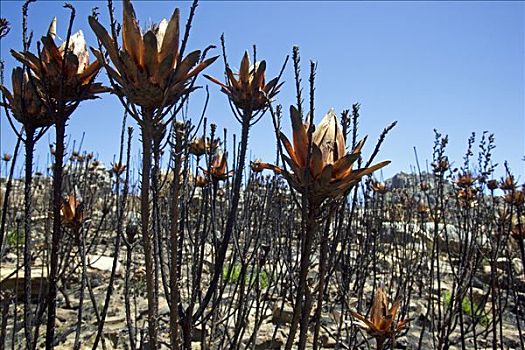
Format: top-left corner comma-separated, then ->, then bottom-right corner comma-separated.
204,152 -> 232,182
260,106 -> 390,204
89,0 -> 217,110
0,67 -> 53,129
350,288 -> 409,344
250,159 -> 273,173
204,51 -> 282,112
11,18 -> 106,110
371,180 -> 388,194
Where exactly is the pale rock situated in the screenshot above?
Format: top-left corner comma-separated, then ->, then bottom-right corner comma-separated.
87,255 -> 122,276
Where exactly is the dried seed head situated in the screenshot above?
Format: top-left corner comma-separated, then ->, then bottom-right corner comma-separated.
126,219 -> 139,244
188,137 -> 208,157
457,187 -> 478,208
417,201 -> 430,215
420,181 -> 431,191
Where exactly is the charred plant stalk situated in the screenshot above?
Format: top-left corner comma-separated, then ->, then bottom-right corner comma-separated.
73,225 -> 86,350
122,126 -> 136,350
286,202 -> 319,350
23,126 -> 35,349
140,109 -> 158,349
46,120 -> 66,349
0,295 -> 9,349
151,127 -> 164,307
169,125 -> 184,349
312,214 -> 331,350
125,240 -> 136,350
299,204 -> 319,350
376,337 -> 386,350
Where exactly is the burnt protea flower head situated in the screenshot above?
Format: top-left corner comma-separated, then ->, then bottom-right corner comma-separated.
11,18 -> 106,110
433,158 -> 449,173
2,153 -> 12,162
0,67 -> 53,129
61,194 -> 84,228
188,137 -> 207,157
260,106 -> 390,205
455,173 -> 476,188
0,18 -> 10,39
111,162 -> 127,177
511,216 -> 525,241
487,179 -> 498,191
204,51 -> 282,113
350,288 -> 410,349
416,201 -> 430,215
500,176 -> 516,191
89,0 -> 217,110
188,136 -> 219,157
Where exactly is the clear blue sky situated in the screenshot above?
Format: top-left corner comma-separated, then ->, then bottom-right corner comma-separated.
1,1 -> 524,180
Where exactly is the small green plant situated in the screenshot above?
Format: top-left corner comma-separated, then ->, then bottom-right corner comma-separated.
223,263 -> 269,289
442,290 -> 490,327
6,230 -> 24,246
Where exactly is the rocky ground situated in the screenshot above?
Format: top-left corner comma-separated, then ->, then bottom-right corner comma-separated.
1,233 -> 524,349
